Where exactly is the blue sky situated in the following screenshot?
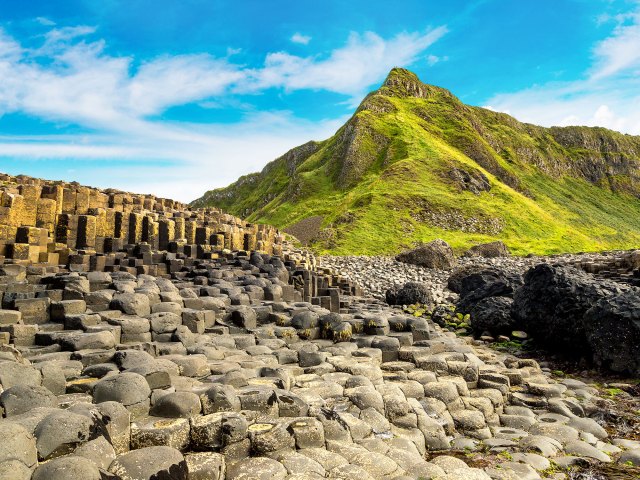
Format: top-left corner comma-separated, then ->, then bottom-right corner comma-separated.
1,0 -> 639,201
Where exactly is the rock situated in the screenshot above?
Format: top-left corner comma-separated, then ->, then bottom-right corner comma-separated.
0,459 -> 33,480
0,422 -> 37,469
92,372 -> 151,412
583,290 -> 640,374
150,391 -> 202,418
0,362 -> 42,388
226,456 -> 287,480
385,282 -> 434,306
0,384 -> 57,416
110,292 -> 151,316
512,264 -> 624,354
34,409 -> 102,460
231,306 -> 257,330
131,417 -> 190,450
108,446 -> 188,479
464,241 -> 510,258
456,268 -> 522,313
468,296 -> 516,337
31,455 -> 104,480
185,452 -> 226,480
396,239 -> 456,270
73,435 -> 117,469
618,449 -> 640,466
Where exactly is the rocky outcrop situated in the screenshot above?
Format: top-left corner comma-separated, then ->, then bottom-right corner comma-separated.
583,290 -> 640,373
512,263 -> 640,374
512,264 -> 627,355
0,173 -> 284,266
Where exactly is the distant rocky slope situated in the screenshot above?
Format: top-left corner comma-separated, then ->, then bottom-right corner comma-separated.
193,68 -> 640,255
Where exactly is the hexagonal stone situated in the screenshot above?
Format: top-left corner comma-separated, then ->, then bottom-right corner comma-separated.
227,457 -> 287,480
93,371 -> 150,404
0,421 -> 37,469
110,292 -> 151,316
131,417 -> 190,450
0,384 -> 57,416
190,412 -> 248,450
34,410 -> 95,460
150,392 -> 201,418
0,362 -> 42,388
32,455 -> 103,480
185,452 -> 226,480
108,446 -> 187,480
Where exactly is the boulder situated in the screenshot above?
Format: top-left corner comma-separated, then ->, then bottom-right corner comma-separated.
469,296 -> 516,337
108,446 -> 188,480
110,293 -> 151,316
31,455 -> 104,480
395,239 -> 456,270
0,384 -> 57,416
583,290 -> 640,375
512,264 -> 625,354
463,241 -> 510,258
456,268 -> 522,312
386,282 -> 433,307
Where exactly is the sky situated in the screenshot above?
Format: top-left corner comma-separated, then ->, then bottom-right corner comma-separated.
0,0 -> 639,202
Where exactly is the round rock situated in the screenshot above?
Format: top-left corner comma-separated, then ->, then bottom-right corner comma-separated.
93,372 -> 151,406
108,446 -> 187,480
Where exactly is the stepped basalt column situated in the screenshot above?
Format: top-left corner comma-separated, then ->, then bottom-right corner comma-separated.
0,173 -> 284,267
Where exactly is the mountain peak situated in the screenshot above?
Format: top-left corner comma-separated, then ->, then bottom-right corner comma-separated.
381,67 -> 428,98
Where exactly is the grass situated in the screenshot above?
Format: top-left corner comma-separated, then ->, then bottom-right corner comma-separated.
193,69 -> 640,256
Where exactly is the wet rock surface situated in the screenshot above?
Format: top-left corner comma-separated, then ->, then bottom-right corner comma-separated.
0,247 -> 638,479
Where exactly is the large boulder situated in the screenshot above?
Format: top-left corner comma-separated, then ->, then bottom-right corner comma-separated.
455,268 -> 522,313
396,239 -> 456,270
469,296 -> 516,337
512,264 -> 626,355
583,290 -> 640,375
463,241 -> 510,258
386,282 -> 434,307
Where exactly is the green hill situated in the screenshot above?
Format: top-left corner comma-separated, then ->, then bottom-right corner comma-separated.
192,68 -> 640,255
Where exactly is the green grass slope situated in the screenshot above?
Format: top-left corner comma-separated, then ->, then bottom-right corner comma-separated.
192,68 -> 640,255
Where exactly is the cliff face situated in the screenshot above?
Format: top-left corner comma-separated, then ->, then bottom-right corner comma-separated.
193,68 -> 640,255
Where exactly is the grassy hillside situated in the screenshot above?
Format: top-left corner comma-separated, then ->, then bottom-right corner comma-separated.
192,68 -> 640,255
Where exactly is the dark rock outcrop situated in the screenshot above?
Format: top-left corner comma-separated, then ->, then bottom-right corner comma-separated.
386,282 -> 434,307
512,264 -> 629,357
469,296 -> 516,337
455,268 -> 522,313
583,290 -> 640,374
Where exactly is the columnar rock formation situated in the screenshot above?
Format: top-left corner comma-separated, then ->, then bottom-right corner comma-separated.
0,173 -> 283,266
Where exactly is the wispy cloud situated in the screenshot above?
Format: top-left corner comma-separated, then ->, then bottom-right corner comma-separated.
250,28 -> 447,99
484,5 -> 640,135
0,24 -> 446,200
291,32 -> 311,45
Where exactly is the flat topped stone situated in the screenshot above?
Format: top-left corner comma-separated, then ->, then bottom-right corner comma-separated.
108,446 -> 187,480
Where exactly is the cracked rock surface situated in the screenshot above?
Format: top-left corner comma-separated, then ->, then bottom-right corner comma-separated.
0,249 -> 638,480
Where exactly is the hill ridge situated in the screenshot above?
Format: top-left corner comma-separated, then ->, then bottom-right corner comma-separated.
192,68 -> 640,255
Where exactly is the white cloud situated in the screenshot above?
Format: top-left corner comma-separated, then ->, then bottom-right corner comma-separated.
35,17 -> 56,26
426,54 -> 440,66
0,24 -> 446,201
248,28 -> 447,99
291,32 -> 311,45
591,9 -> 640,79
483,5 -> 640,135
